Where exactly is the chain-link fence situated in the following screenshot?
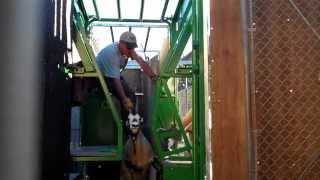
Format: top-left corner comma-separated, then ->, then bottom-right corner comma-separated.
252,0 -> 320,179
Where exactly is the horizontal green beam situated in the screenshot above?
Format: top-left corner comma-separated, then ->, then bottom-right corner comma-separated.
163,146 -> 192,157
90,21 -> 168,28
95,18 -> 166,23
72,155 -> 122,161
73,72 -> 99,77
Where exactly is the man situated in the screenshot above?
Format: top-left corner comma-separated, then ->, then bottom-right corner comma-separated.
96,31 -> 156,113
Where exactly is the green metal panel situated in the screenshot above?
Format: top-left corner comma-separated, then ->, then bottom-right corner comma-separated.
151,79 -> 192,160
81,90 -> 118,146
163,161 -> 194,180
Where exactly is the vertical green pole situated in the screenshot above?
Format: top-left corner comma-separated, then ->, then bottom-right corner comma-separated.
139,0 -> 144,20
117,0 -> 121,19
192,0 -> 206,179
92,0 -> 100,19
161,0 -> 169,20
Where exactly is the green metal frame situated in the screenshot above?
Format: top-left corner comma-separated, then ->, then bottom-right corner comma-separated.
71,0 -> 206,179
151,0 -> 193,161
192,0 -> 206,178
150,0 -> 206,179
71,0 -> 123,161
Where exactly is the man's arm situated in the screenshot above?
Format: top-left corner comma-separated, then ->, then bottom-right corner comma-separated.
129,50 -> 156,78
112,78 -> 127,102
111,78 -> 133,111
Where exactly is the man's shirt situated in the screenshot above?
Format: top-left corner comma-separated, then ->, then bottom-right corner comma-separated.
96,42 -> 127,79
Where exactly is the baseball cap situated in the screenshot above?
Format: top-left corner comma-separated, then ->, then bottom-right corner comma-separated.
120,31 -> 138,49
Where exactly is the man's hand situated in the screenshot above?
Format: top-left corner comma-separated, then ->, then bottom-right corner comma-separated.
151,75 -> 160,81
123,97 -> 134,111
129,50 -> 139,60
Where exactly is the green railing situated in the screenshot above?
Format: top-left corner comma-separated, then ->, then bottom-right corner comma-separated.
70,0 -> 123,161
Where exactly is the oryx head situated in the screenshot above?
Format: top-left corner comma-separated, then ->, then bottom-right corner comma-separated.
127,112 -> 143,136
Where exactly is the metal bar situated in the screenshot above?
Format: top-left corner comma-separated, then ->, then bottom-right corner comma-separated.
129,26 -> 132,32
169,21 -> 176,49
140,0 -> 144,20
192,0 -> 207,179
144,27 -> 150,52
73,72 -> 99,77
93,18 -> 165,23
163,146 -> 192,157
240,1 -> 256,180
78,0 -> 89,22
92,0 -> 100,19
90,21 -> 168,28
173,0 -> 184,22
161,0 -> 170,20
169,0 -> 192,50
160,0 -> 192,75
110,26 -> 114,43
117,0 -> 121,19
72,155 -> 122,161
247,0 -> 258,179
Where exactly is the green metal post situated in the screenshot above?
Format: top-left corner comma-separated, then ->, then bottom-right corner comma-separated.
144,27 -> 150,52
172,0 -> 185,22
78,0 -> 90,27
117,0 -> 121,19
110,26 -> 114,43
92,0 -> 100,19
192,0 -> 206,179
140,0 -> 144,20
161,0 -> 169,20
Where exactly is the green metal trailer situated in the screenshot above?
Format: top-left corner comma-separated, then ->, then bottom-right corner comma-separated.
69,0 -> 207,179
